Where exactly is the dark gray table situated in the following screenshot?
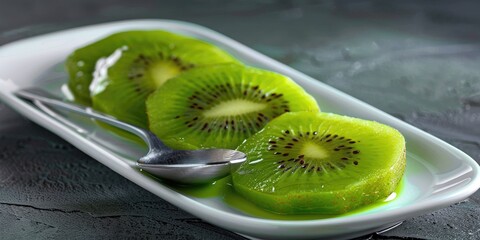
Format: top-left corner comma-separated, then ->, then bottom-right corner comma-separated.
1,1 -> 479,239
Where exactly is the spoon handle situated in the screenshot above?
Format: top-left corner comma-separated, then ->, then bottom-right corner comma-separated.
15,88 -> 168,151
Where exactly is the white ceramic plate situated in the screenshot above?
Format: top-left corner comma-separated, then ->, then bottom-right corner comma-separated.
0,20 -> 479,240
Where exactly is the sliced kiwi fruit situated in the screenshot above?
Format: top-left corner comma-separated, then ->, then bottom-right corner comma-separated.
232,112 -> 406,215
146,64 -> 320,150
88,35 -> 238,128
66,30 -> 191,105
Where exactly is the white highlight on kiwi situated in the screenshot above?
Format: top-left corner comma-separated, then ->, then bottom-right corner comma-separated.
90,46 -> 127,95
149,61 -> 181,88
384,192 -> 397,202
300,142 -> 329,159
60,84 -> 75,102
202,99 -> 267,117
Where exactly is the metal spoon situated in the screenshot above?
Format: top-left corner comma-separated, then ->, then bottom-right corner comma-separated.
15,88 -> 246,185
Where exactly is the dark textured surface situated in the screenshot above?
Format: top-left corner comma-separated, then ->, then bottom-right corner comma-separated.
1,1 -> 479,239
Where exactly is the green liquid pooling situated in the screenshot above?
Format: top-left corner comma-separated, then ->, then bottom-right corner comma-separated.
167,176 -> 405,220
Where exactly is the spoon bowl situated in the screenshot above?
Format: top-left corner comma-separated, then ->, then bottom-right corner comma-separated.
138,148 -> 246,184
15,88 -> 247,185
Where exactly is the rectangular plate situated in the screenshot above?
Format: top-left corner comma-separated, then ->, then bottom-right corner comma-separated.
0,20 -> 479,239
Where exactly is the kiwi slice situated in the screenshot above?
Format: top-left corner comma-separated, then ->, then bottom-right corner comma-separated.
232,112 -> 406,215
66,30 -> 191,105
146,64 -> 320,150
89,35 -> 238,128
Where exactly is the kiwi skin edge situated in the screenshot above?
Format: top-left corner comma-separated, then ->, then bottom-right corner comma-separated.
233,112 -> 406,215
66,30 -> 192,106
67,30 -> 239,106
146,64 -> 320,150
234,150 -> 405,214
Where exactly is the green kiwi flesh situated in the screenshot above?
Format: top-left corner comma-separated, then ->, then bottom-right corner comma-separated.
66,30 -> 190,105
232,112 -> 406,215
89,34 -> 238,128
146,64 -> 320,150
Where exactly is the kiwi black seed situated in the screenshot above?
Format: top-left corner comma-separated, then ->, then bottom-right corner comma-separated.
233,112 -> 406,215
265,130 -> 362,173
146,64 -> 320,150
